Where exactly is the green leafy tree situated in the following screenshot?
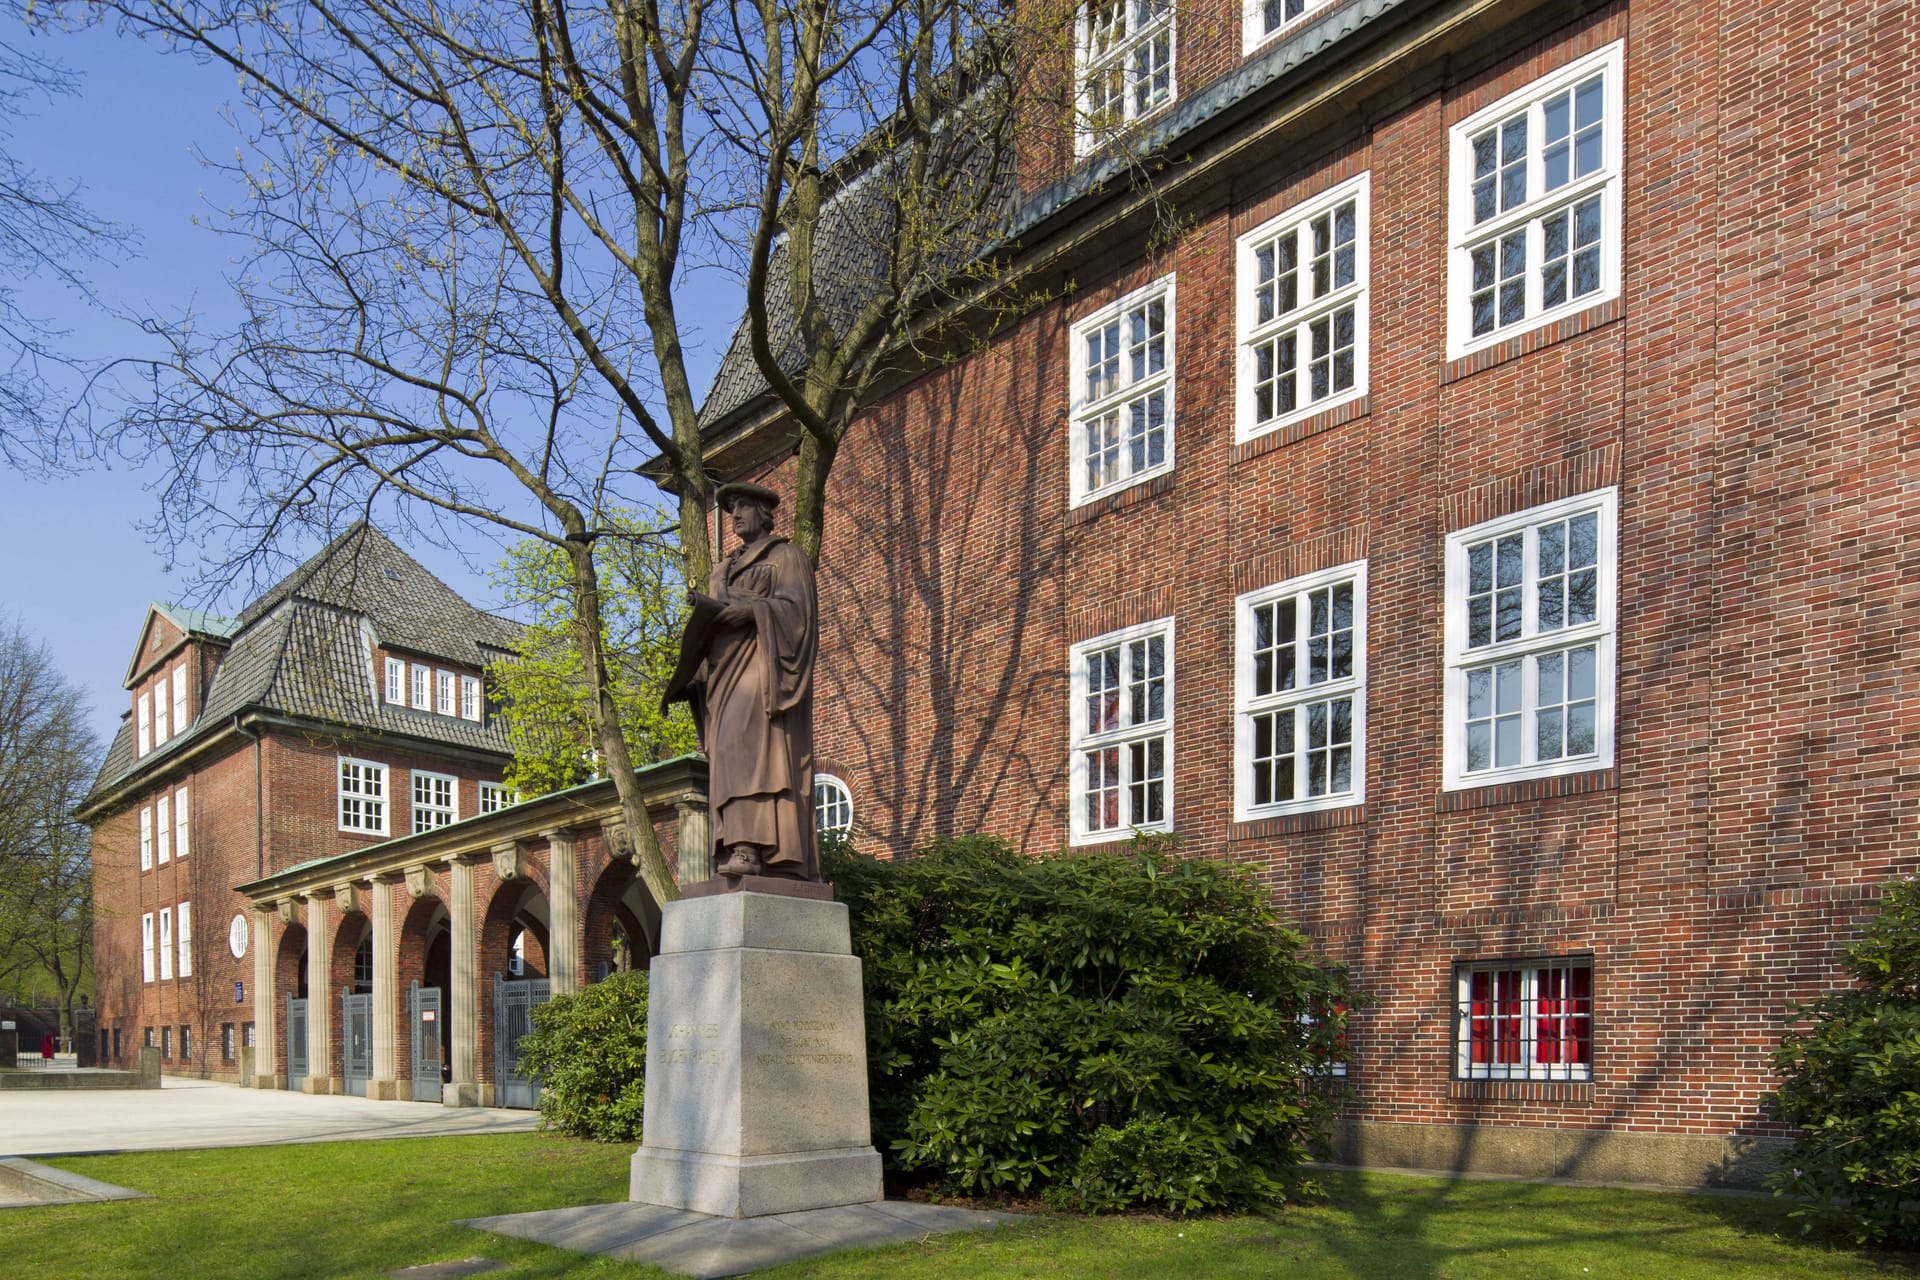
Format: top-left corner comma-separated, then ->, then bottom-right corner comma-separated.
490,515 -> 696,798
826,834 -> 1359,1214
1766,877 -> 1920,1246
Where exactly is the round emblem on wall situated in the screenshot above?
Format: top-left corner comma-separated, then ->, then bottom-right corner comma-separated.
228,913 -> 250,959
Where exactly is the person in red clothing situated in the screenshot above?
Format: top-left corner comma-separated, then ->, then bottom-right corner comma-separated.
41,1033 -> 55,1060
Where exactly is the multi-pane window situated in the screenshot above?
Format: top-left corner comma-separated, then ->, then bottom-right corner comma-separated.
1449,42 -> 1622,357
139,805 -> 153,871
1444,489 -> 1617,789
174,786 -> 189,859
460,675 -> 483,722
158,907 -> 174,980
171,665 -> 188,734
1070,619 -> 1174,843
177,901 -> 193,978
222,1023 -> 235,1061
1070,277 -> 1175,506
412,771 -> 458,833
1075,0 -> 1174,148
179,1025 -> 190,1062
154,677 -> 169,743
156,793 -> 171,864
815,775 -> 854,835
160,1026 -> 171,1059
1243,0 -> 1332,54
1237,175 -> 1369,440
338,758 -> 390,835
1455,958 -> 1593,1081
136,691 -> 151,757
479,781 -> 512,815
436,670 -> 457,716
385,658 -> 407,704
141,913 -> 155,983
1235,562 -> 1366,818
411,663 -> 433,710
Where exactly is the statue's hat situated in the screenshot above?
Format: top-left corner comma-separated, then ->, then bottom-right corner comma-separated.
716,481 -> 780,511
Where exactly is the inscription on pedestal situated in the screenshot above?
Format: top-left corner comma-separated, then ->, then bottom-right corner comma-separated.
757,1019 -> 856,1067
664,1021 -> 723,1067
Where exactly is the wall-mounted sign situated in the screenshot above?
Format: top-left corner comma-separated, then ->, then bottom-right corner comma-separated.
234,981 -> 245,1004
229,913 -> 249,959
421,1010 -> 436,1023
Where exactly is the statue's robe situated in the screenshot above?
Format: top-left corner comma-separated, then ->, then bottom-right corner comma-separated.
691,535 -> 818,878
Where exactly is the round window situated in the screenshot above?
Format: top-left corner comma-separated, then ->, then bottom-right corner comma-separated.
814,774 -> 853,836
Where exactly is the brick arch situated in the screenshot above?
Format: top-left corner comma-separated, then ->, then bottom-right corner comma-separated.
395,891 -> 451,1086
273,919 -> 309,1077
476,877 -> 550,1087
582,858 -> 661,979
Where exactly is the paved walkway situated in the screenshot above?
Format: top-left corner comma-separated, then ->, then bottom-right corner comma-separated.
0,1077 -> 538,1158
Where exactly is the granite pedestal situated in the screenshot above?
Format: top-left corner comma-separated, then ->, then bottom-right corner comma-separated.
630,887 -> 882,1219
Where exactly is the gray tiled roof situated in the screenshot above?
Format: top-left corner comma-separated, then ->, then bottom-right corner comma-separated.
84,525 -> 521,807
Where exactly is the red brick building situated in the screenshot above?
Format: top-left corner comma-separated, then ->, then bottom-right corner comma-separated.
81,525 -> 526,1081
693,0 -> 1920,1184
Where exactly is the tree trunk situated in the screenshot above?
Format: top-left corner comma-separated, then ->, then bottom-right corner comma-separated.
565,538 -> 683,907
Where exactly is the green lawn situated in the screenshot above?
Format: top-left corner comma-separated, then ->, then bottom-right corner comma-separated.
6,1134 -> 1913,1279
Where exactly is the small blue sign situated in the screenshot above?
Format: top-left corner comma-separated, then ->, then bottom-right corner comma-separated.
234,981 -> 245,1004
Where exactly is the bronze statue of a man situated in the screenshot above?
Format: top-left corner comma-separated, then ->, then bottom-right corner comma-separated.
662,482 -> 819,881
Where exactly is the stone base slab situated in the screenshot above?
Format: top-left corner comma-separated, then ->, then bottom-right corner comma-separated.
1332,1118 -> 1791,1189
631,1145 -> 883,1219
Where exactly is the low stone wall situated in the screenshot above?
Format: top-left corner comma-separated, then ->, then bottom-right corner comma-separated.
1331,1119 -> 1790,1190
0,1069 -> 150,1091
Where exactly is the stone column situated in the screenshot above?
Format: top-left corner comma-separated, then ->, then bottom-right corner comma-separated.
448,854 -> 480,1107
675,802 -> 713,886
545,829 -> 579,995
370,874 -> 400,1099
251,906 -> 277,1087
305,894 -> 334,1094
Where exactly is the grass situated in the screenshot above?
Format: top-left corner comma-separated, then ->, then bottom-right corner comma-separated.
4,1133 -> 1914,1279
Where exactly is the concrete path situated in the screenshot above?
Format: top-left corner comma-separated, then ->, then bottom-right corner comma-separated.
0,1077 -> 537,1157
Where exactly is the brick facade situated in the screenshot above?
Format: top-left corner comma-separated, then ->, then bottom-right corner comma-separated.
708,0 -> 1919,1182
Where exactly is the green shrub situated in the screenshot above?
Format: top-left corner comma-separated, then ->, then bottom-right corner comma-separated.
1765,877 -> 1920,1246
824,833 -> 1357,1214
517,969 -> 649,1142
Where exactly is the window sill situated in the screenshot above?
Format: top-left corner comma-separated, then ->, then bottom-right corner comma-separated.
1067,470 -> 1175,527
1232,394 -> 1369,465
1231,804 -> 1365,839
1069,825 -> 1173,850
1448,1079 -> 1593,1104
1443,297 -> 1622,384
1436,768 -> 1615,813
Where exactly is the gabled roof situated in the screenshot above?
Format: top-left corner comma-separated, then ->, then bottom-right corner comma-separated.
121,602 -> 239,687
82,524 -> 523,813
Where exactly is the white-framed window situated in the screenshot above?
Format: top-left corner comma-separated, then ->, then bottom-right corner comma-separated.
1069,276 -> 1176,507
815,774 -> 854,835
411,663 -> 432,711
412,770 -> 458,833
338,757 -> 390,835
141,913 -> 155,983
1242,0 -> 1333,55
154,677 -> 169,743
139,805 -> 153,871
176,900 -> 193,978
1069,617 -> 1174,844
1234,561 -> 1366,819
384,658 -> 407,705
1448,41 -> 1624,360
1443,488 -> 1618,789
171,665 -> 188,734
1455,957 -> 1592,1081
478,781 -> 513,815
1236,174 -> 1369,441
435,670 -> 457,717
136,691 -> 151,757
174,786 -> 189,859
460,675 -> 483,722
1075,0 -> 1175,150
156,793 -> 171,864
158,907 -> 174,981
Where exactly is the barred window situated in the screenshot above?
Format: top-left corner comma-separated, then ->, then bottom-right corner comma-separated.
1455,959 -> 1593,1081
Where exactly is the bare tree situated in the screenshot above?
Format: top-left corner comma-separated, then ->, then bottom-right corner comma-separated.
49,0 -> 1041,905
0,621 -> 98,1049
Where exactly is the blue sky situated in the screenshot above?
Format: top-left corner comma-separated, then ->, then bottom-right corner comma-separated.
0,23 -> 734,748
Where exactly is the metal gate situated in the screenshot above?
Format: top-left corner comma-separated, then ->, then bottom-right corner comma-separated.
285,996 -> 309,1087
492,977 -> 550,1110
409,983 -> 444,1103
342,991 -> 373,1097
